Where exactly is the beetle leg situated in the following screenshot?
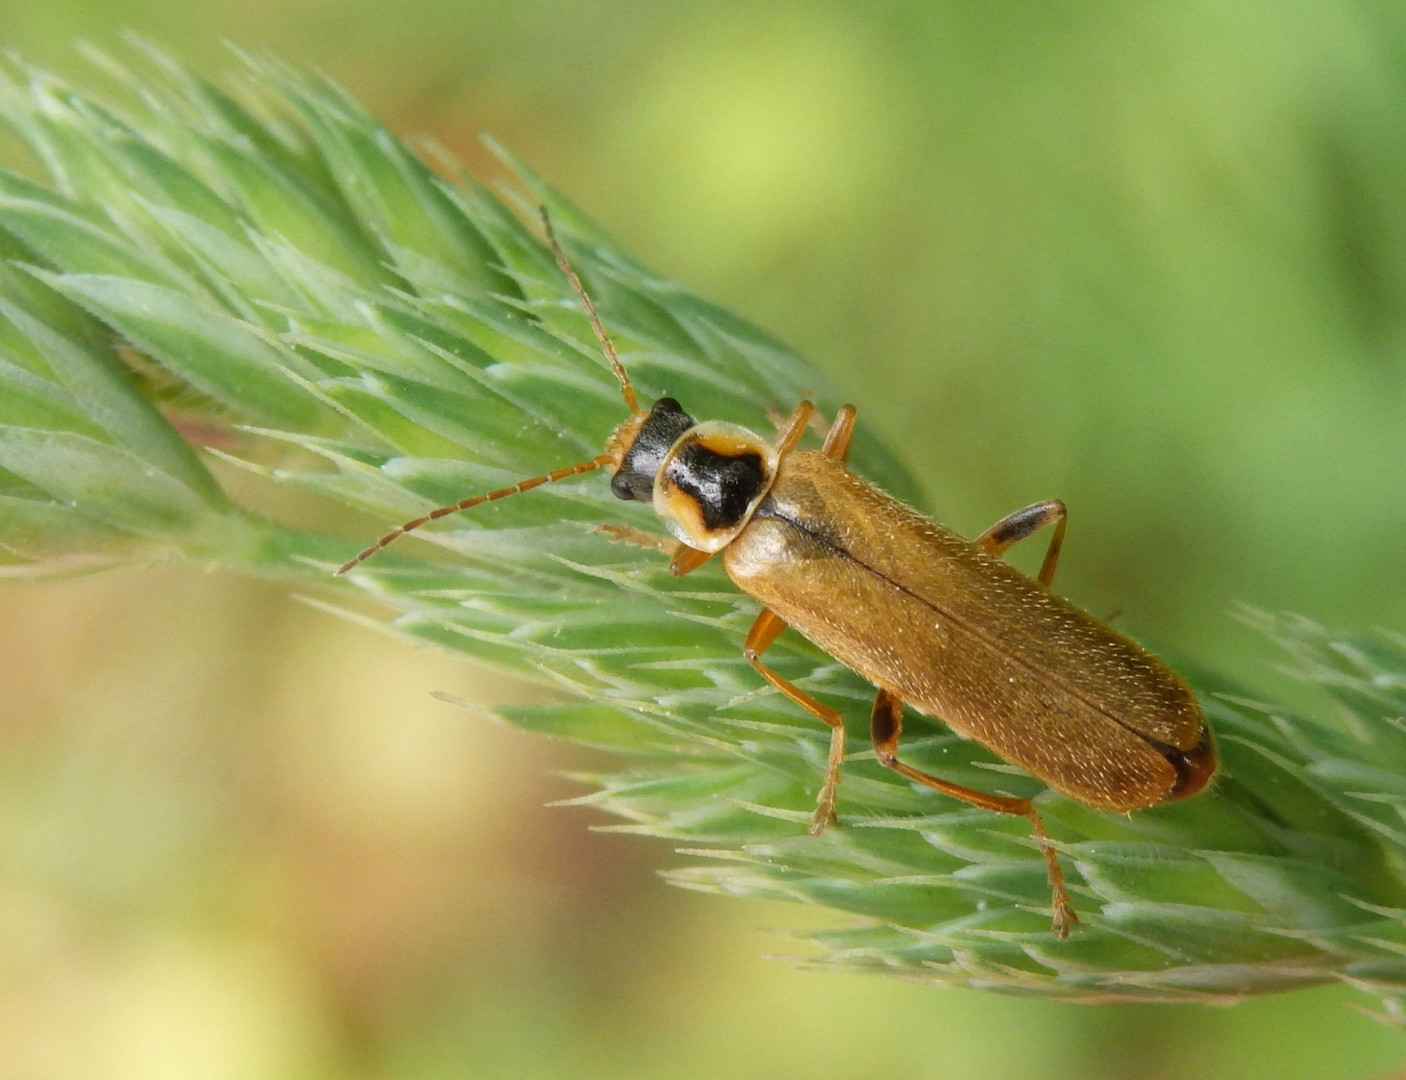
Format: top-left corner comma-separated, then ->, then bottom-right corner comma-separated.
767,399 -> 828,437
668,546 -> 713,576
773,401 -> 816,456
743,608 -> 846,834
975,499 -> 1068,587
821,404 -> 857,462
769,402 -> 855,460
870,689 -> 1078,938
596,522 -> 675,553
595,523 -> 713,576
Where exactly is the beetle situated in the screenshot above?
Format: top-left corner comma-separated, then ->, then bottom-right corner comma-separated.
336,210 -> 1217,937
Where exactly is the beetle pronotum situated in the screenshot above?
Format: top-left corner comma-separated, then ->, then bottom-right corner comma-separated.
336,210 -> 1217,936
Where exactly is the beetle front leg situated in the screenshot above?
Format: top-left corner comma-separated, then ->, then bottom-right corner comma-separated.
743,608 -> 847,834
870,689 -> 1078,938
596,521 -> 674,554
766,399 -> 829,440
595,523 -> 712,576
975,499 -> 1067,587
772,401 -> 816,456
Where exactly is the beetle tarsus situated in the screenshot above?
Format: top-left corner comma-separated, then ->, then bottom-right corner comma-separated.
1021,803 -> 1078,938
809,779 -> 841,836
595,522 -> 677,555
809,723 -> 846,833
869,689 -> 1081,936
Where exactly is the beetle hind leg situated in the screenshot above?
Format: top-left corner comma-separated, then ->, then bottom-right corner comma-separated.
743,608 -> 847,834
975,499 -> 1067,587
870,689 -> 1078,938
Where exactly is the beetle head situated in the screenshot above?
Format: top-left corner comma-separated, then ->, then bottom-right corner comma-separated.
607,397 -> 695,501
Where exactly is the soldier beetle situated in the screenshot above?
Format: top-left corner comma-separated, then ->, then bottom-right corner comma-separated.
336,211 -> 1216,936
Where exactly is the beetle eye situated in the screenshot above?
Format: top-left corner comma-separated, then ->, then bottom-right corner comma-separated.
611,397 -> 697,503
611,471 -> 645,501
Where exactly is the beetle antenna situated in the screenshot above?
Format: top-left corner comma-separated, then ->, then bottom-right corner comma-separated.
539,206 -> 642,416
334,453 -> 613,575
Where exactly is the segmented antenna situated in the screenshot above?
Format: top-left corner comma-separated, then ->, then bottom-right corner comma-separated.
539,206 -> 642,416
333,455 -> 614,575
333,208 -> 640,576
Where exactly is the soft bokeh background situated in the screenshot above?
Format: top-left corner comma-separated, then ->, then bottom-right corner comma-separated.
2,3 -> 1406,1078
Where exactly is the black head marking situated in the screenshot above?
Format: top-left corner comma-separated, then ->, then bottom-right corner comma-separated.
611,397 -> 696,501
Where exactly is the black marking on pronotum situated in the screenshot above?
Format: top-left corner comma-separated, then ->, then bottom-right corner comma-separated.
665,442 -> 768,532
611,397 -> 695,502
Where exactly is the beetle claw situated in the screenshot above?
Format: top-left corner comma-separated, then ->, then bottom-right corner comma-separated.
808,797 -> 839,836
1051,902 -> 1078,939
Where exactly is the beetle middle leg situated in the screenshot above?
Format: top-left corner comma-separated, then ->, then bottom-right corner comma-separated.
975,499 -> 1067,587
870,688 -> 1077,937
743,608 -> 847,834
821,405 -> 857,462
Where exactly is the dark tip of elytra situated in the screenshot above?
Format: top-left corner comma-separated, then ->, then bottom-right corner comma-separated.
1163,729 -> 1217,801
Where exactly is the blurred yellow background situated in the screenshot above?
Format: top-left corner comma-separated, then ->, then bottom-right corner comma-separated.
3,2 -> 1406,1077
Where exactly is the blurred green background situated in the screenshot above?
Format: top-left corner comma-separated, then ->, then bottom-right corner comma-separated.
2,2 -> 1405,1078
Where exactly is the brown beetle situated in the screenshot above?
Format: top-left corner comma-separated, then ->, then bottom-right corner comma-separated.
337,211 -> 1216,936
